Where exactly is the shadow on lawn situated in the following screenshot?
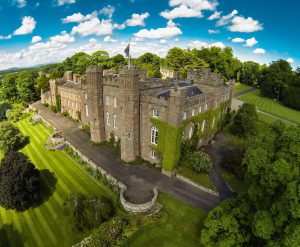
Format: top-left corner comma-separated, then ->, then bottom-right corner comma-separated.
0,224 -> 24,247
35,169 -> 58,207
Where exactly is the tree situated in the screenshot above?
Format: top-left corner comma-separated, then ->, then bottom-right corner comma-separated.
252,210 -> 275,240
1,73 -> 18,100
240,61 -> 261,86
16,71 -> 39,102
0,122 -> 28,153
63,193 -> 113,231
0,151 -> 40,211
35,75 -> 49,94
0,101 -> 11,122
188,151 -> 212,173
136,52 -> 162,78
232,103 -> 258,136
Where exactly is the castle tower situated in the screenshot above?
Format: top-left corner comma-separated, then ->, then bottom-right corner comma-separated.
86,66 -> 106,142
167,87 -> 185,126
119,66 -> 140,162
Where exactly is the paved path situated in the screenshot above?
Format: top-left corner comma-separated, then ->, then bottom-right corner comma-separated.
31,101 -> 220,211
202,133 -> 235,200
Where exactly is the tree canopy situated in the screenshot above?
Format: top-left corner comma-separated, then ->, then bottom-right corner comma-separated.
0,151 -> 40,211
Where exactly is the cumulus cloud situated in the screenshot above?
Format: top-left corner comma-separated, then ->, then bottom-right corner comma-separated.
160,39 -> 167,44
245,37 -> 258,47
232,37 -> 245,43
71,17 -> 114,37
188,40 -> 225,49
31,36 -> 42,43
0,35 -> 12,40
287,58 -> 294,63
216,10 -> 238,26
208,11 -> 221,20
13,16 -> 36,35
208,29 -> 220,34
134,20 -> 182,39
253,48 -> 265,54
125,12 -> 150,26
103,36 -> 117,43
229,16 -> 263,33
13,0 -> 26,8
169,0 -> 218,11
160,5 -> 201,19
62,13 -> 89,23
57,0 -> 75,6
50,31 -> 75,43
99,5 -> 115,19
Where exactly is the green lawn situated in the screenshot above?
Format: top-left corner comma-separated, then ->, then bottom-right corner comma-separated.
238,89 -> 300,124
0,118 -> 115,247
128,193 -> 206,247
234,83 -> 253,95
177,164 -> 216,191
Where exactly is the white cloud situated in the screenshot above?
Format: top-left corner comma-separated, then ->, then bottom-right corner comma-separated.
232,37 -> 244,43
89,38 -> 98,44
62,13 -> 87,23
208,11 -> 221,20
57,0 -> 75,6
229,16 -> 263,33
188,40 -> 225,49
245,37 -> 258,47
253,48 -> 265,54
160,5 -> 201,19
0,35 -> 12,40
208,29 -> 220,34
169,0 -> 218,11
134,20 -> 182,39
160,39 -> 167,44
99,5 -> 115,19
13,0 -> 26,8
50,31 -> 75,43
216,10 -> 238,26
103,35 -> 117,43
13,16 -> 36,35
125,12 -> 150,26
71,17 -> 114,37
31,36 -> 42,43
287,58 -> 294,63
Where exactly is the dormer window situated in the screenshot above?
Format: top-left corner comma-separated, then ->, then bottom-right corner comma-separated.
153,109 -> 159,118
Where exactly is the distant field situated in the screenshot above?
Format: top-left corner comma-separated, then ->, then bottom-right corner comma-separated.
238,90 -> 300,125
234,83 -> 253,95
0,119 -> 114,247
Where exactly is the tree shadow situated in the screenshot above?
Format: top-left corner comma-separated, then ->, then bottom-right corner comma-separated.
0,224 -> 24,247
18,136 -> 30,150
34,169 -> 58,207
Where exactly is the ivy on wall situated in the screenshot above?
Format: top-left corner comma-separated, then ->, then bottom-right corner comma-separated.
150,101 -> 230,171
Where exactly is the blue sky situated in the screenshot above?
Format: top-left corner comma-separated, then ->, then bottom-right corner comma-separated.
0,0 -> 299,70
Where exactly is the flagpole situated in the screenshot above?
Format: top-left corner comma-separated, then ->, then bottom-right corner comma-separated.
128,40 -> 131,69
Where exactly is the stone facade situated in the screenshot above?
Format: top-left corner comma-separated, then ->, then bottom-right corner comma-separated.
42,66 -> 234,169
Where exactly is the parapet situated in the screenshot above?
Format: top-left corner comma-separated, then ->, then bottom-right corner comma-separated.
86,65 -> 103,73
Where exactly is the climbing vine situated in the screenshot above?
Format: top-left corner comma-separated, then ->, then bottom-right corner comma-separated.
151,101 -> 230,171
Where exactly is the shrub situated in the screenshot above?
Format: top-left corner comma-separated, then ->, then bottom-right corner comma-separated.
0,122 -> 28,153
0,101 -> 11,122
0,151 -> 40,211
6,104 -> 25,122
188,151 -> 212,173
63,193 -> 114,231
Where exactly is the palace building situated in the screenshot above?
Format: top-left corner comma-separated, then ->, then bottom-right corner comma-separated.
41,65 -> 234,174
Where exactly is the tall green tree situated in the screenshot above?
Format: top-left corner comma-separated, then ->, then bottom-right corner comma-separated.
1,73 -> 18,100
16,71 -> 39,102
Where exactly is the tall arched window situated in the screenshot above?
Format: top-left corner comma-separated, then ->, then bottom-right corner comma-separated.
151,126 -> 158,145
113,114 -> 117,129
201,119 -> 206,132
106,112 -> 110,125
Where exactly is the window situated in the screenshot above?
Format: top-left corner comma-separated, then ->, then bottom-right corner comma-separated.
106,96 -> 110,106
85,104 -> 89,117
151,126 -> 158,145
183,112 -> 187,120
192,109 -> 195,116
106,112 -> 110,125
201,120 -> 206,132
204,103 -> 208,110
128,133 -> 131,139
113,114 -> 117,129
199,106 -> 202,113
150,150 -> 157,159
113,97 -> 117,108
153,109 -> 159,118
85,94 -> 87,100
189,127 -> 193,139
212,116 -> 216,128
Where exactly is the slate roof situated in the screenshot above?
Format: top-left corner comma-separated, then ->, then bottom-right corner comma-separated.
157,83 -> 203,99
62,80 -> 82,90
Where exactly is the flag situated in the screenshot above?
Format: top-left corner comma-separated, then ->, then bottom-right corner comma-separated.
124,43 -> 130,57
